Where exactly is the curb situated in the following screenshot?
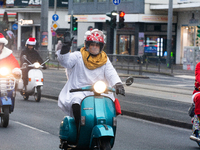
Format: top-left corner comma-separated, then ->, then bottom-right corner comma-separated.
42,94 -> 192,130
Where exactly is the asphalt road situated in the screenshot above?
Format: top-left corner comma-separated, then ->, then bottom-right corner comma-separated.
42,68 -> 194,129
0,94 -> 196,150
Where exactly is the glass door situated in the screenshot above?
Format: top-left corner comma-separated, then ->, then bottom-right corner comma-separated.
118,35 -> 135,55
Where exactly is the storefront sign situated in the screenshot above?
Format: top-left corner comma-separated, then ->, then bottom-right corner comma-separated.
7,0 -> 68,7
189,18 -> 199,24
18,19 -> 33,25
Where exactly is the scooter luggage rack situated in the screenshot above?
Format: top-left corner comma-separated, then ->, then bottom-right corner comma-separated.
0,77 -> 15,91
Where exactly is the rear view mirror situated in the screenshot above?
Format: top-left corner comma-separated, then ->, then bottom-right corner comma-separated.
126,77 -> 134,86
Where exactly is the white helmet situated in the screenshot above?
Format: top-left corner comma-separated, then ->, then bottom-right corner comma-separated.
84,29 -> 106,53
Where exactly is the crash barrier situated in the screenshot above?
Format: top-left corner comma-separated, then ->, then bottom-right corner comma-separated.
13,50 -> 174,75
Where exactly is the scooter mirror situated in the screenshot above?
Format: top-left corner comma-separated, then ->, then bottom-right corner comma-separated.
126,77 -> 134,86
22,55 -> 27,61
23,55 -> 26,59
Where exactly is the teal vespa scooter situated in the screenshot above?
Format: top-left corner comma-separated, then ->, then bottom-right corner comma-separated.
59,77 -> 133,150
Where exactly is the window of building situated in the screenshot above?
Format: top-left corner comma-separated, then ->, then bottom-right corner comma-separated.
98,0 -> 106,2
80,0 -> 93,2
73,0 -> 80,3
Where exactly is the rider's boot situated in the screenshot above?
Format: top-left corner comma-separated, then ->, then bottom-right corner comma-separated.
194,130 -> 199,138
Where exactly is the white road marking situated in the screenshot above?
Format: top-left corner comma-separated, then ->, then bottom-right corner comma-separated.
174,75 -> 195,79
12,121 -> 50,134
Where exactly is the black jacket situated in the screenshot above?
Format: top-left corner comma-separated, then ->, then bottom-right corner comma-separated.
20,48 -> 44,67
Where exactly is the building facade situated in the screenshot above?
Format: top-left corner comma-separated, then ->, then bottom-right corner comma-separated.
3,0 -> 200,65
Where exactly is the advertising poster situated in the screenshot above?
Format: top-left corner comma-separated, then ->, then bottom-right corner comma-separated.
138,32 -> 144,56
41,32 -> 48,46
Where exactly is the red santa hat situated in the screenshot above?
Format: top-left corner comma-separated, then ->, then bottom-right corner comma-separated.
0,33 -> 8,45
26,38 -> 36,45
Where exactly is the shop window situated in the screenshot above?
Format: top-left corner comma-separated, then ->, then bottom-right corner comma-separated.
119,35 -> 130,55
154,25 -> 161,31
98,0 -> 106,2
146,25 -> 154,31
161,25 -> 167,31
73,0 -> 80,3
182,26 -> 195,47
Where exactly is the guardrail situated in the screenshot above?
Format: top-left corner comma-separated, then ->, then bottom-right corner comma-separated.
13,50 -> 174,75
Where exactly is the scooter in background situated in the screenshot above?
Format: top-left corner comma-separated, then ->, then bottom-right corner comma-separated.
18,55 -> 49,102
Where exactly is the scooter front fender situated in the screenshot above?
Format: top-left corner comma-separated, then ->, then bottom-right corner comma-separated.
89,124 -> 114,147
0,97 -> 12,106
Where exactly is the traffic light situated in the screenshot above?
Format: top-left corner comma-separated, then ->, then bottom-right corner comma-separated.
119,11 -> 125,29
196,25 -> 200,46
72,16 -> 78,31
106,10 -> 117,29
197,25 -> 200,37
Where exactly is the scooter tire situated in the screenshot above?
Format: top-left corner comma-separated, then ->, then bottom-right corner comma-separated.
1,106 -> 9,128
35,86 -> 41,102
100,139 -> 111,150
23,94 -> 29,100
197,141 -> 200,147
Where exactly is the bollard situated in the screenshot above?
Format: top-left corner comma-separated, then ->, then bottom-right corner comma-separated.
158,58 -> 161,72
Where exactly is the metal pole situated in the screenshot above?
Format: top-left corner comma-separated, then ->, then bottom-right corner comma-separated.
40,0 -> 49,51
53,0 -> 57,59
70,10 -> 73,51
113,6 -> 117,55
166,0 -> 173,68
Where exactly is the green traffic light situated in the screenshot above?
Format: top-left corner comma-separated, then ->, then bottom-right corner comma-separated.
73,27 -> 77,31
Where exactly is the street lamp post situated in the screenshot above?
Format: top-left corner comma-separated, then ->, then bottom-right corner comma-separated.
167,0 -> 173,68
40,0 -> 49,51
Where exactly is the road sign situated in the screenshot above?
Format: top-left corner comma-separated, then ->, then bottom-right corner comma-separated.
52,31 -> 56,36
12,24 -> 18,30
52,14 -> 59,21
113,0 -> 120,5
51,22 -> 59,31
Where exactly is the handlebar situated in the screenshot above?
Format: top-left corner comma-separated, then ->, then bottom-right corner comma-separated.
70,88 -> 92,93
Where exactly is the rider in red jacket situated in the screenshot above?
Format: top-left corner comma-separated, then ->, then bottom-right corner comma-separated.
0,33 -> 21,74
192,62 -> 200,137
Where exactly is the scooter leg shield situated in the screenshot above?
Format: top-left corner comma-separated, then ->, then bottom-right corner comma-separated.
89,124 -> 114,147
59,116 -> 77,144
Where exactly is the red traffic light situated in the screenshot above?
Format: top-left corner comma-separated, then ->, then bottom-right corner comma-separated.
119,11 -> 125,17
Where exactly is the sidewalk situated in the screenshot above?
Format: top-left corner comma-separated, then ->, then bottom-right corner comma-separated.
41,66 -> 194,130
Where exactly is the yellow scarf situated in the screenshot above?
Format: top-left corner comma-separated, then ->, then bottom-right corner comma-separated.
80,47 -> 107,70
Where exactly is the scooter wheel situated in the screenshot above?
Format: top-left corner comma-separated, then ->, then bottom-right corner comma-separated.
99,139 -> 111,150
197,141 -> 200,147
1,106 -> 9,128
23,94 -> 29,100
35,86 -> 41,102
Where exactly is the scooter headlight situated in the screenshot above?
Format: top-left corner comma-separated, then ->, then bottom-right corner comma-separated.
93,81 -> 107,94
0,67 -> 10,76
34,62 -> 40,68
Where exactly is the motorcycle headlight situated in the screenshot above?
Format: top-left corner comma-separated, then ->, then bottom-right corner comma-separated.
0,67 -> 10,76
34,62 -> 40,68
93,81 -> 107,94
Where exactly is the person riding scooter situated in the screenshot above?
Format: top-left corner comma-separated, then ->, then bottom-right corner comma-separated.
0,32 -> 21,113
56,29 -> 125,132
20,38 -> 46,91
